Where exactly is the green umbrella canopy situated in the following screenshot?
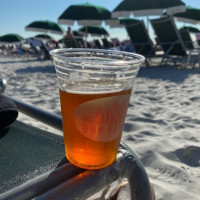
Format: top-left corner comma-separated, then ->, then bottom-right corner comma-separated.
58,3 -> 111,26
0,33 -> 24,44
72,30 -> 83,38
58,31 -> 83,43
120,17 -> 140,26
25,20 -> 64,35
174,6 -> 200,24
34,34 -> 54,39
78,26 -> 109,37
179,26 -> 200,33
112,0 -> 186,18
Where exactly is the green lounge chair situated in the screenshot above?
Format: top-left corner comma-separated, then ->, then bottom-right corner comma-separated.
102,38 -> 113,49
63,38 -> 79,48
179,28 -> 195,50
150,16 -> 188,66
124,19 -> 155,57
0,90 -> 154,200
93,39 -> 103,49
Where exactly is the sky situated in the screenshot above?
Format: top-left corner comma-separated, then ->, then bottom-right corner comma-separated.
0,0 -> 200,42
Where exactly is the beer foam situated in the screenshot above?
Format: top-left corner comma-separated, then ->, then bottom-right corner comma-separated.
60,81 -> 131,94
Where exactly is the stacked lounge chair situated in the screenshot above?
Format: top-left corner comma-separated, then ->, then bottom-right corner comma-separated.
124,19 -> 155,61
179,27 -> 195,50
150,16 -> 187,66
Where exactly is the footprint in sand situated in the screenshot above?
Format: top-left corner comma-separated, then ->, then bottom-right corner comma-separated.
175,146 -> 200,167
189,96 -> 200,103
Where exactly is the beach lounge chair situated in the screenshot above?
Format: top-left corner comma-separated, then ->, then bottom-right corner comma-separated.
179,28 -> 195,50
0,79 -> 154,200
124,19 -> 157,66
150,16 -> 187,66
75,38 -> 85,48
125,19 -> 155,56
93,39 -> 103,49
111,38 -> 120,47
63,38 -> 79,48
102,38 -> 113,49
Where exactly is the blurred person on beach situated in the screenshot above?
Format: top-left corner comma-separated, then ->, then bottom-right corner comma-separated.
65,26 -> 74,39
64,26 -> 78,48
47,39 -> 59,49
27,38 -> 43,60
16,44 -> 23,55
0,45 -> 6,55
26,38 -> 52,60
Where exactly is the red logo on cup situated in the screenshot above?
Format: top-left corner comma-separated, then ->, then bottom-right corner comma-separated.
74,95 -> 130,142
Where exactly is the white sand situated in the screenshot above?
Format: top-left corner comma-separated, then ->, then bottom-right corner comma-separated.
0,54 -> 200,200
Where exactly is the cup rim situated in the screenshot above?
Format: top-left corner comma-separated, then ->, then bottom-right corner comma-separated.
50,48 -> 145,66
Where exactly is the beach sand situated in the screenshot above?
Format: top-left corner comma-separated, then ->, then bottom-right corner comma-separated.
0,54 -> 200,199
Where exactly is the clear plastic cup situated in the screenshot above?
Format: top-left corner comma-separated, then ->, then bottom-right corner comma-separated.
50,48 -> 144,169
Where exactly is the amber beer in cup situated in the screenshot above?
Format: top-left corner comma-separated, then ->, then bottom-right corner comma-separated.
50,49 -> 144,169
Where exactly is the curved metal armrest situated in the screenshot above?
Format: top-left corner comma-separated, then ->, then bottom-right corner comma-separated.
1,94 -> 153,200
35,142 -> 153,200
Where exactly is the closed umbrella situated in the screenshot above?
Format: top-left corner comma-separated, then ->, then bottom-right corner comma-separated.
25,20 -> 64,35
173,6 -> 200,25
78,26 -> 109,37
0,33 -> 24,44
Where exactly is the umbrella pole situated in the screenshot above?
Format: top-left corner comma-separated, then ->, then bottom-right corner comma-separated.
85,26 -> 88,47
147,16 -> 149,33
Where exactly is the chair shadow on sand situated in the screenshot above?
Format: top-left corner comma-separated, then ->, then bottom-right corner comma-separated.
138,65 -> 200,83
15,65 -> 56,74
0,59 -> 40,65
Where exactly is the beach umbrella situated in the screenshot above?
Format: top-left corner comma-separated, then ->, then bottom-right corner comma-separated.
72,30 -> 83,39
179,26 -> 200,33
105,18 -> 122,28
112,0 -> 186,18
173,6 -> 200,25
58,31 -> 83,44
58,3 -> 113,43
34,34 -> 54,40
0,33 -> 24,44
58,3 -> 111,26
25,20 -> 64,35
120,17 -> 141,26
78,26 -> 109,37
112,0 -> 186,32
